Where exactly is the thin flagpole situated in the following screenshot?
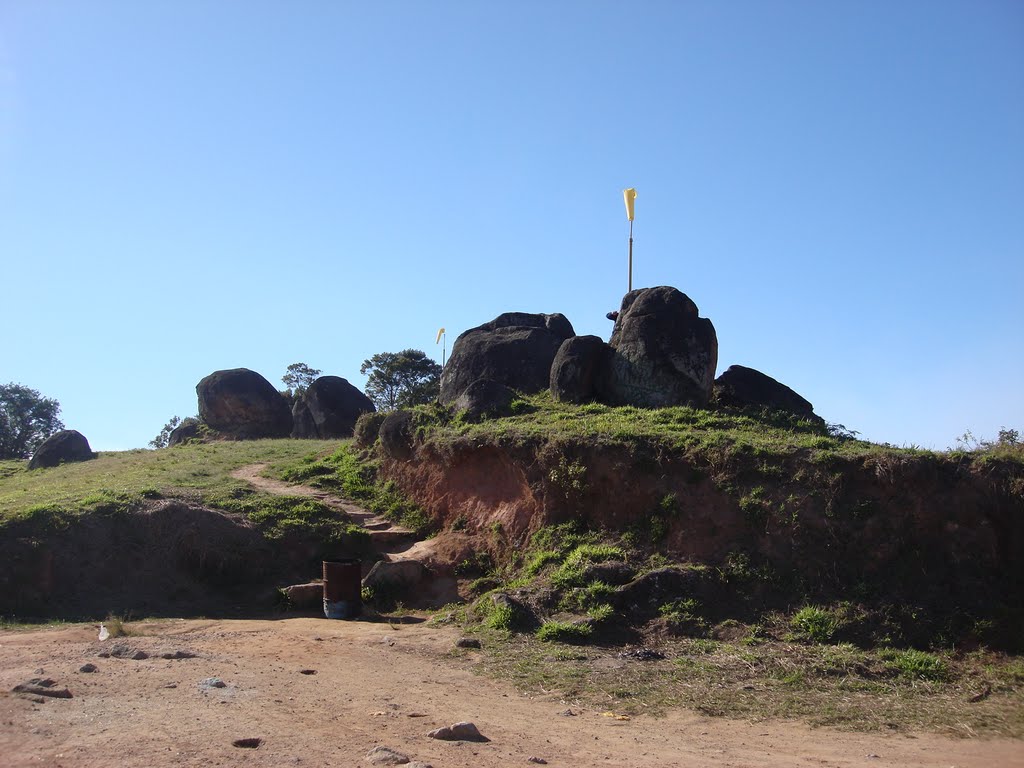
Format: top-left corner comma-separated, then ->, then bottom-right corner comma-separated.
628,219 -> 634,292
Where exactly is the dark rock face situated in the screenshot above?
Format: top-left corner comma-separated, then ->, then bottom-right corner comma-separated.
550,335 -> 610,404
453,378 -> 515,422
196,369 -> 292,439
379,410 -> 415,461
28,430 -> 95,470
167,418 -> 202,447
291,376 -> 375,439
353,412 -> 388,448
713,365 -> 823,423
604,286 -> 718,407
439,312 -> 575,403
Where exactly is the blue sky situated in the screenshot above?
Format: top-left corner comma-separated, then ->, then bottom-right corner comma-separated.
2,1 -> 1021,451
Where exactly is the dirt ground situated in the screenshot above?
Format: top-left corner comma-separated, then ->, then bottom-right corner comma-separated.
1,618 -> 1021,768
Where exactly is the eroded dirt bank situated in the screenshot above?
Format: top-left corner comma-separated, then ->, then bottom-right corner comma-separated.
1,618 -> 1021,768
381,437 -> 1024,643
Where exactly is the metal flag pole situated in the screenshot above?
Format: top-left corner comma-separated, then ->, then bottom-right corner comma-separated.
436,327 -> 447,368
623,188 -> 637,292
628,218 -> 634,292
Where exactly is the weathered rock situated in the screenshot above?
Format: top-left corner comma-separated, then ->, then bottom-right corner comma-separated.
196,369 -> 292,438
365,746 -> 411,765
78,663 -> 98,673
354,412 -> 388,448
455,637 -> 481,649
713,365 -> 823,423
291,376 -> 375,439
452,378 -> 515,422
604,287 -> 718,407
282,582 -> 323,609
28,430 -> 95,470
439,312 -> 575,403
12,678 -> 72,699
379,411 -> 415,460
231,738 -> 262,749
478,591 -> 538,630
363,560 -> 428,597
550,335 -> 609,403
167,418 -> 203,446
427,721 -> 488,742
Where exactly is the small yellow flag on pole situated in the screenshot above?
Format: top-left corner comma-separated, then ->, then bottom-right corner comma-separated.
435,327 -> 445,344
623,188 -> 637,221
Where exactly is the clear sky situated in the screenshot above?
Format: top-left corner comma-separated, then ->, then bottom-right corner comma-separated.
2,1 -> 1022,452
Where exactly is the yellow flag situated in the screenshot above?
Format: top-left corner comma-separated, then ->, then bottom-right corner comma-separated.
623,188 -> 637,221
435,327 -> 445,344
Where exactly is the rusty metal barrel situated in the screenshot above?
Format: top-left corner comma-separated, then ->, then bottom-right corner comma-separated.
322,559 -> 362,619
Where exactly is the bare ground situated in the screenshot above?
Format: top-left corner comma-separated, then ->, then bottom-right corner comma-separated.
1,618 -> 1021,768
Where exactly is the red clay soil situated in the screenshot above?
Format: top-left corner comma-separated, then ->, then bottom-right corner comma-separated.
2,618 -> 1021,768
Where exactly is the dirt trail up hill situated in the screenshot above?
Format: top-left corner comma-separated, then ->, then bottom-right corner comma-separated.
230,463 -> 437,563
2,617 -> 1022,768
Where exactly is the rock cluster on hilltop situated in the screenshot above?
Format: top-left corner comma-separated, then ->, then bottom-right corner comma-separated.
439,285 -> 821,422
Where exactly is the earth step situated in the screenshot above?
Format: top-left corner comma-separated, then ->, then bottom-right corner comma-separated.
362,520 -> 392,531
368,529 -> 416,547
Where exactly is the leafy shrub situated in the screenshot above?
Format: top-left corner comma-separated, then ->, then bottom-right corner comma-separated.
791,606 -> 840,644
536,620 -> 592,644
881,649 -> 949,681
353,412 -> 388,448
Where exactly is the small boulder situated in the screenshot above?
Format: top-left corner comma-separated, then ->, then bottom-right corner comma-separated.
379,411 -> 415,460
550,335 -> 609,403
282,582 -> 323,609
363,560 -> 428,597
427,721 -> 488,742
354,412 -> 388,448
612,566 -> 712,616
291,376 -> 376,439
604,287 -> 718,407
196,369 -> 292,438
440,312 -> 575,403
28,430 -> 95,470
452,378 -> 515,422
713,365 -> 823,424
366,746 -> 411,765
167,418 -> 203,446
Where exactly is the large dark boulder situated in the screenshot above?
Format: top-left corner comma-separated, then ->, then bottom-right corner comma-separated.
603,287 -> 718,407
196,368 -> 292,439
439,312 -> 575,404
291,376 -> 375,439
28,430 -> 95,470
550,335 -> 610,403
713,365 -> 823,423
453,378 -> 515,422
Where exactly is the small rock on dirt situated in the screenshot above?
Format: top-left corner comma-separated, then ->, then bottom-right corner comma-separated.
79,663 -> 98,673
12,679 -> 72,699
299,669 -> 317,675
528,758 -> 548,765
617,648 -> 665,661
232,738 -> 262,749
160,650 -> 197,660
200,677 -> 227,689
455,638 -> 481,649
427,721 -> 488,742
365,745 -> 411,765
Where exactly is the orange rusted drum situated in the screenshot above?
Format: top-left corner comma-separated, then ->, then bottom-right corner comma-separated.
322,559 -> 362,619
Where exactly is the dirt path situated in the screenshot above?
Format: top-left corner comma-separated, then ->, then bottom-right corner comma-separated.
230,463 -> 435,560
0,618 -> 1020,768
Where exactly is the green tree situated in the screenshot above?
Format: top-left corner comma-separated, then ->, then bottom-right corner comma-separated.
150,416 -> 181,449
360,349 -> 441,410
282,363 -> 321,397
0,383 -> 64,459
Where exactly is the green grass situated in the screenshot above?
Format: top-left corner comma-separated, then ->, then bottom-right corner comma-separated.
0,439 -> 339,526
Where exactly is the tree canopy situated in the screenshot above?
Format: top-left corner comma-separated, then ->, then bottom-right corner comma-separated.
282,363 -> 321,396
360,349 -> 441,411
0,383 -> 64,459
